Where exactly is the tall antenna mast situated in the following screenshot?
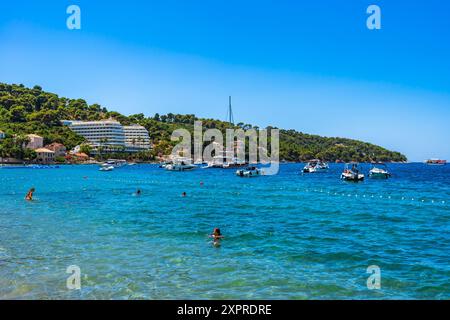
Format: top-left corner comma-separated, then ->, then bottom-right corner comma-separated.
227,96 -> 234,125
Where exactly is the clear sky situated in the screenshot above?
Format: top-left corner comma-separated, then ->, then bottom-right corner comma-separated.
1,0 -> 449,161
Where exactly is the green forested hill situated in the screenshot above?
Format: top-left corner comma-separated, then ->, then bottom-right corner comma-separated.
0,83 -> 407,162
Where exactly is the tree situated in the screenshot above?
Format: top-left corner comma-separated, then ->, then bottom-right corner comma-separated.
79,144 -> 92,156
130,113 -> 145,122
0,143 -> 7,162
0,134 -> 31,159
0,82 -> 408,163
23,148 -> 37,161
27,109 -> 60,126
55,156 -> 66,163
9,106 -> 27,122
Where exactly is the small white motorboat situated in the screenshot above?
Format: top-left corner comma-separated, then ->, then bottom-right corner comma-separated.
202,161 -> 222,169
302,159 -> 328,173
165,157 -> 197,171
103,159 -> 127,168
341,163 -> 364,182
204,151 -> 246,169
236,166 -> 262,177
99,164 -> 114,171
99,159 -> 126,171
369,163 -> 391,179
158,161 -> 169,168
302,163 -> 317,173
317,161 -> 329,171
203,154 -> 228,169
223,157 -> 247,169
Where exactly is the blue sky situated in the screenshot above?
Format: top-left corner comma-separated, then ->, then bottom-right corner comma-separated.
1,0 -> 449,161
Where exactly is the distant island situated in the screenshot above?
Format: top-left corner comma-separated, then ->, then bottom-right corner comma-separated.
0,83 -> 407,163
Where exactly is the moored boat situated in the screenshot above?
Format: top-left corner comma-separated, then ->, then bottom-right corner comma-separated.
204,155 -> 227,169
99,164 -> 114,171
425,159 -> 446,165
369,163 -> 391,179
102,159 -> 127,168
302,159 -> 328,173
236,166 -> 261,177
158,161 -> 169,168
165,157 -> 197,171
223,157 -> 247,169
341,163 -> 364,182
204,151 -> 246,169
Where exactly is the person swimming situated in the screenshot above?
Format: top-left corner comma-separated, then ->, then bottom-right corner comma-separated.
209,228 -> 224,246
182,192 -> 186,197
136,189 -> 141,195
25,188 -> 35,201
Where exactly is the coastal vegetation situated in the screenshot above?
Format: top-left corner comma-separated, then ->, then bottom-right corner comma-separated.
0,83 -> 407,162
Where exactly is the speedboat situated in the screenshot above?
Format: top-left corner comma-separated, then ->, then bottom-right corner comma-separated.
223,157 -> 247,169
158,161 -> 169,168
204,151 -> 246,169
204,155 -> 226,168
369,163 -> 391,179
236,166 -> 261,177
302,159 -> 328,173
102,159 -> 127,168
99,164 -> 114,171
303,163 -> 317,173
341,163 -> 364,181
317,161 -> 329,171
165,157 -> 197,171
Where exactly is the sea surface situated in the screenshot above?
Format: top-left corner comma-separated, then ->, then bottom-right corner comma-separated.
0,163 -> 449,299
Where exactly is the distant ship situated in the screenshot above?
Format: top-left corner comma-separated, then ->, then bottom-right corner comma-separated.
425,159 -> 447,165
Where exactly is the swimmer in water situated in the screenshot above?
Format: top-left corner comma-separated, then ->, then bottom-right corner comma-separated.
209,228 -> 224,246
136,189 -> 141,195
182,192 -> 186,197
25,188 -> 35,201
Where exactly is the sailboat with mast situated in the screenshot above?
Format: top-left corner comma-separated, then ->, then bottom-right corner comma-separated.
204,96 -> 246,169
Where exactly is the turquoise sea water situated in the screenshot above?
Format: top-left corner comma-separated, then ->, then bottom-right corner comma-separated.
0,163 -> 449,299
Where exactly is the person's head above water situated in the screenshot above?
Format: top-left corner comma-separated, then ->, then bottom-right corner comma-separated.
136,189 -> 141,195
25,187 -> 35,200
213,228 -> 221,236
182,192 -> 186,197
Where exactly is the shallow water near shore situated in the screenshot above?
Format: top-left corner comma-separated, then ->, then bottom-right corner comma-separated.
0,163 -> 449,299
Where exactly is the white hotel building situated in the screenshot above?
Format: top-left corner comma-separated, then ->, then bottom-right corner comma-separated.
123,125 -> 152,152
62,119 -> 151,153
